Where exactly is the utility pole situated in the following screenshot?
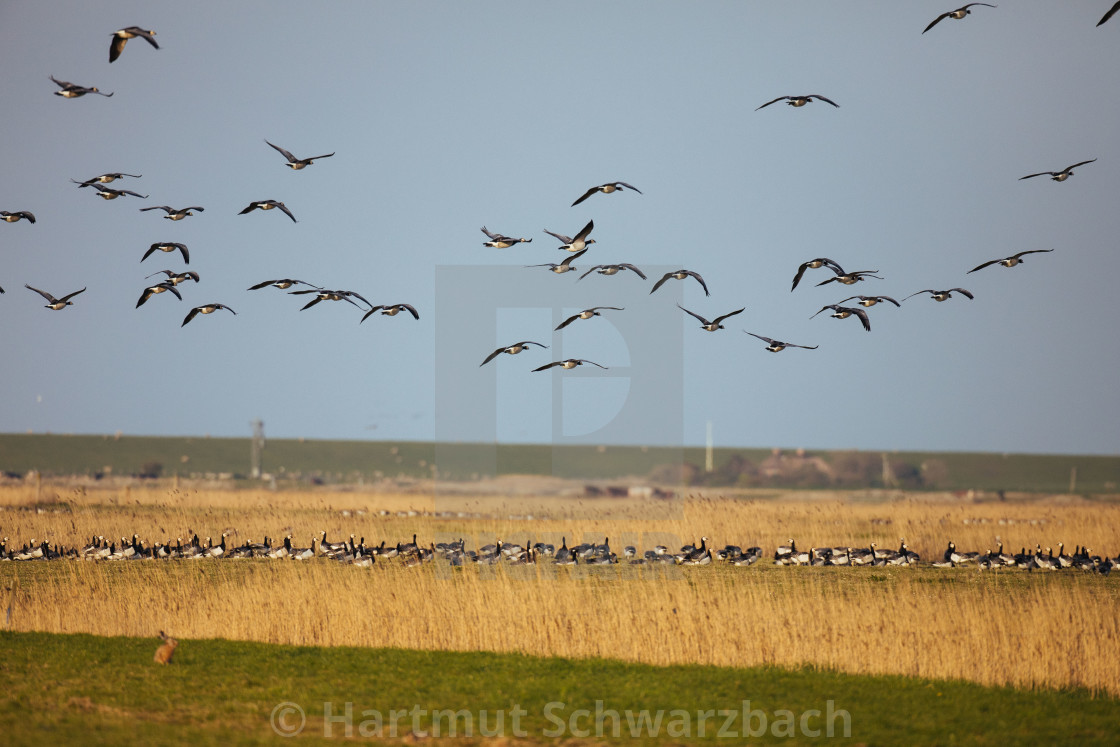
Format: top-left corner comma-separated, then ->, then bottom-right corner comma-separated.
250,419 -> 265,479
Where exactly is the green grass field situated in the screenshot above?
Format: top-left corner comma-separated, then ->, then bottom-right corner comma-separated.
2,433 -> 1118,492
2,631 -> 1117,745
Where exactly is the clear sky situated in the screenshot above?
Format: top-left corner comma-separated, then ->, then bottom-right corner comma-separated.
2,1 -> 1118,455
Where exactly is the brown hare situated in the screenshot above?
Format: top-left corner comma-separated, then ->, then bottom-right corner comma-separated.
153,631 -> 178,664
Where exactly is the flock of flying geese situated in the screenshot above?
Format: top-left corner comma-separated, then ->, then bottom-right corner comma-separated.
3,531 -> 1116,574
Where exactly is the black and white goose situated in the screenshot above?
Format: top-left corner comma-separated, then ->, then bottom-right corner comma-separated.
532,358 -> 608,372
248,279 -> 319,291
481,226 -> 532,248
361,304 -> 420,323
50,75 -> 113,98
571,182 -> 642,207
141,205 -> 204,220
544,220 -> 595,252
109,27 -> 158,62
578,263 -> 647,281
239,200 -> 297,222
25,284 -> 86,310
815,268 -> 882,287
526,248 -> 587,274
479,341 -> 548,366
265,140 -> 334,170
837,295 -> 900,308
1019,159 -> 1096,182
744,332 -> 818,352
555,306 -> 623,330
87,184 -> 148,200
791,258 -> 844,291
811,304 -> 871,332
678,304 -> 744,331
142,242 -> 190,264
72,173 -> 142,187
0,211 -> 36,224
650,269 -> 709,296
967,249 -> 1053,273
756,94 -> 839,110
136,282 -> 182,308
923,3 -> 996,33
289,288 -> 372,311
181,303 -> 236,327
903,288 -> 974,302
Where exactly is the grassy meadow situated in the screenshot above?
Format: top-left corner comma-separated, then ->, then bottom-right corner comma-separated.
3,483 -> 1120,704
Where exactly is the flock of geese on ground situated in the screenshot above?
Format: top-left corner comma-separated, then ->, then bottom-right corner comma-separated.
2,532 -> 1116,574
5,7 -> 1119,360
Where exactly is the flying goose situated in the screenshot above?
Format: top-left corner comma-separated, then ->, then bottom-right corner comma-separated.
555,306 -> 623,330
815,268 -> 882,287
923,4 -> 996,33
790,258 -> 844,291
239,200 -> 296,222
87,184 -> 148,200
181,303 -> 236,326
109,27 -> 158,62
25,284 -> 86,310
50,75 -> 113,98
481,226 -> 532,248
360,303 -> 420,322
480,341 -> 548,366
968,249 -> 1053,273
650,269 -> 710,296
248,278 -> 319,291
289,288 -> 371,310
678,304 -> 744,331
136,282 -> 182,308
1099,1 -> 1120,25
571,182 -> 642,207
73,173 -> 142,187
544,220 -> 596,252
578,263 -> 647,280
1019,159 -> 1096,182
0,211 -> 35,224
744,332 -> 818,352
141,205 -> 204,220
532,359 -> 608,372
526,248 -> 587,274
756,94 -> 839,110
142,242 -> 189,264
811,304 -> 871,331
903,288 -> 974,302
838,295 -> 900,307
265,140 -> 334,169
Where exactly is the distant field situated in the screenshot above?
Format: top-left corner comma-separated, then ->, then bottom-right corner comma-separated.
2,432 -> 1119,492
1,631 -> 1117,746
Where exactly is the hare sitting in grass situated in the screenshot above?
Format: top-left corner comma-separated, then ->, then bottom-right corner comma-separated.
153,631 -> 178,664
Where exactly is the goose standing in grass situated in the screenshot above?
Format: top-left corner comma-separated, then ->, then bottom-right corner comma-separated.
650,269 -> 709,296
922,3 -> 996,33
678,304 -> 744,332
479,341 -> 548,366
811,304 -> 871,332
181,303 -> 236,326
544,220 -> 595,252
136,282 -> 182,308
756,94 -> 839,110
903,288 -> 974,302
142,242 -> 190,264
571,182 -> 642,207
265,140 -> 334,169
1019,159 -> 1096,182
526,248 -> 587,274
109,27 -> 158,62
967,249 -> 1053,273
532,358 -> 608,372
25,284 -> 86,310
790,258 -> 844,291
360,304 -> 420,322
141,205 -> 204,220
0,211 -> 36,224
578,263 -> 647,281
481,226 -> 532,248
239,200 -> 297,222
555,306 -> 623,330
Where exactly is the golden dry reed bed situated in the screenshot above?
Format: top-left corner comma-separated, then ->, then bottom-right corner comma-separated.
2,483 -> 1119,696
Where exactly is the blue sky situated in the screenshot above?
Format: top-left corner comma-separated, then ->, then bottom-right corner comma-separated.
1,1 -> 1118,455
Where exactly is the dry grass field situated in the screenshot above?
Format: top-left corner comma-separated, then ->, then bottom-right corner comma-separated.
3,482 -> 1119,697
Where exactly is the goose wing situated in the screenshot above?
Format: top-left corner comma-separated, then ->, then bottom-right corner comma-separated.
266,140 -> 298,163
712,307 -> 746,325
756,96 -> 788,110
618,263 -> 647,279
967,258 -> 1001,273
1099,1 -> 1120,25
25,284 -> 57,303
809,94 -> 840,107
949,288 -> 974,299
571,187 -> 600,207
677,304 -> 710,325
